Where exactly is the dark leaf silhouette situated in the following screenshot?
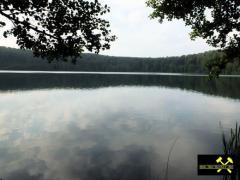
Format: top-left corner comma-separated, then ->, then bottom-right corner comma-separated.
147,0 -> 240,77
0,0 -> 116,62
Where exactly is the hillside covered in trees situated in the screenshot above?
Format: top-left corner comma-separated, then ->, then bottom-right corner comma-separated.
0,46 -> 239,74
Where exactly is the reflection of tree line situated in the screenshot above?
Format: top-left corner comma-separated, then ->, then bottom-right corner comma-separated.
0,73 -> 240,100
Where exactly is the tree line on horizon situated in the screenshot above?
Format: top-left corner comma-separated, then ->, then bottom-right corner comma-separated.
0,47 -> 239,74
0,0 -> 239,78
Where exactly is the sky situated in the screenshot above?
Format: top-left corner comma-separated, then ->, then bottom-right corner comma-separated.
0,0 -> 215,58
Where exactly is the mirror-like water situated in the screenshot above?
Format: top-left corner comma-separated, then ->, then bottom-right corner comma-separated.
0,72 -> 239,180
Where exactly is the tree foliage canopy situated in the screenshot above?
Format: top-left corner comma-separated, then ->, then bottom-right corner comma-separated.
147,0 -> 240,77
0,0 -> 116,62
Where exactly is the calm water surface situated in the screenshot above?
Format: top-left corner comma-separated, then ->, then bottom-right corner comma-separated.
0,72 -> 240,180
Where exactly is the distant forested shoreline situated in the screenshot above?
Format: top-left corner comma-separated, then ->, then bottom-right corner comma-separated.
0,46 -> 239,74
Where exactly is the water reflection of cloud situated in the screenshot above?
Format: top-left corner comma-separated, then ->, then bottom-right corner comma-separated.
0,87 -> 239,180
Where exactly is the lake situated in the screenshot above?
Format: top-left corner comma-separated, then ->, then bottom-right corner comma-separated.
0,71 -> 240,180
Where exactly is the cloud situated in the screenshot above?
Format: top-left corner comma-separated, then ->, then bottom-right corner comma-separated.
0,0 -> 215,57
99,0 -> 215,57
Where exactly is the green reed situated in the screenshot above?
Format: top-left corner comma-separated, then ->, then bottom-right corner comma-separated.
220,122 -> 240,180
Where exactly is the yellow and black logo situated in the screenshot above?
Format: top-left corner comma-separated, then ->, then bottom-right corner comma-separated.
198,155 -> 236,175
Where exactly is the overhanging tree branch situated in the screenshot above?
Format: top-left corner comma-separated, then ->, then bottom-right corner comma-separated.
0,10 -> 58,39
0,0 -> 116,62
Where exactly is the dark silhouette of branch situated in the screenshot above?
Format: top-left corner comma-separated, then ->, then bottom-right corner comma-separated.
0,10 -> 58,39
